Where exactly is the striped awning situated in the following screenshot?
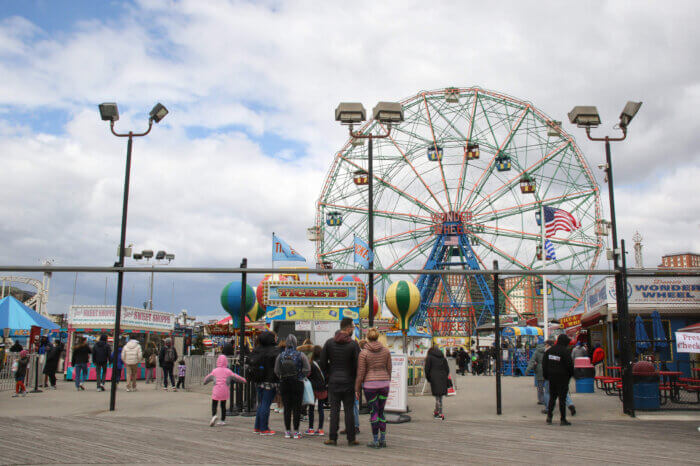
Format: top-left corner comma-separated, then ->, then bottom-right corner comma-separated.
501,326 -> 543,337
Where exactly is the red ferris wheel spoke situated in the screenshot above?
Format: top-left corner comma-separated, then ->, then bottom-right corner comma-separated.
384,233 -> 436,270
469,139 -> 571,213
470,221 -> 599,249
338,153 -> 438,215
319,202 -> 433,224
382,125 -> 447,214
459,104 -> 531,213
422,93 -> 452,211
319,226 -> 433,258
472,189 -> 595,220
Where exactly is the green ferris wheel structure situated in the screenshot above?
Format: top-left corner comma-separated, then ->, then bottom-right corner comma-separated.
314,87 -> 603,336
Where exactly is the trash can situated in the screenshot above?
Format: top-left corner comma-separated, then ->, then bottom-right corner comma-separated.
573,357 -> 595,393
632,361 -> 659,410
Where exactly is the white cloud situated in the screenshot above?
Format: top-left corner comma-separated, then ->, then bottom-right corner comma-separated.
0,0 -> 698,317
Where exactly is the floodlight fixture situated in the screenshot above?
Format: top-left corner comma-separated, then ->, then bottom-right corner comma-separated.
149,103 -> 169,123
567,106 -> 601,128
372,101 -> 404,123
133,253 -> 144,260
99,103 -> 120,122
141,250 -> 154,259
155,250 -> 166,260
619,101 -> 642,128
165,253 -> 175,261
335,103 -> 366,124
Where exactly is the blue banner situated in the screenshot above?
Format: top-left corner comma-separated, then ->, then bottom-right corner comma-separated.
353,235 -> 374,269
272,234 -> 306,262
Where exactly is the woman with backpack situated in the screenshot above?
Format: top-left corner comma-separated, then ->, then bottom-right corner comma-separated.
274,334 -> 310,439
306,345 -> 327,436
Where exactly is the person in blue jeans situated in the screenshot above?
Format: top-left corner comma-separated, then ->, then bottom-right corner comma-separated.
251,331 -> 281,435
71,336 -> 91,391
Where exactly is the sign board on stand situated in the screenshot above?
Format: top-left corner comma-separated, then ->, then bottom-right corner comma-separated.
675,332 -> 700,353
385,353 -> 408,413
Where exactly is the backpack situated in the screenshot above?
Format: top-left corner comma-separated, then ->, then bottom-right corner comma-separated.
279,352 -> 301,380
164,347 -> 176,364
246,351 -> 265,383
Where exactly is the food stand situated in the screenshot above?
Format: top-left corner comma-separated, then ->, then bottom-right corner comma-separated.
65,305 -> 176,380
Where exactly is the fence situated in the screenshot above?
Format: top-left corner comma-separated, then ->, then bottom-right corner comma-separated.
0,353 -> 40,392
153,355 -> 238,390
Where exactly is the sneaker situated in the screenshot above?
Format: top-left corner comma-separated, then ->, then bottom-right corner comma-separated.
260,430 -> 276,436
304,429 -> 315,435
323,439 -> 337,446
163,387 -> 169,390
216,421 -> 227,426
560,419 -> 572,426
569,405 -> 576,417
79,384 -> 85,391
209,415 -> 218,427
284,431 -> 292,439
367,441 -> 381,449
171,388 -> 177,392
21,391 -> 27,397
546,416 -> 552,425
316,429 -> 325,436
254,429 -> 261,434
541,409 -> 548,414
379,439 -> 387,448
11,393 -> 19,397
293,432 -> 302,439
126,388 -> 131,392
51,386 -> 57,390
132,387 -> 138,392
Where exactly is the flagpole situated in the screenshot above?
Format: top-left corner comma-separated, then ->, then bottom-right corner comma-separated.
271,232 -> 275,278
540,203 -> 548,341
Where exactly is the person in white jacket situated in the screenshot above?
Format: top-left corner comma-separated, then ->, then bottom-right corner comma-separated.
121,339 -> 143,392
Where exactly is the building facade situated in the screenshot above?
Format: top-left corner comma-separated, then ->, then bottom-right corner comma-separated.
659,252 -> 700,269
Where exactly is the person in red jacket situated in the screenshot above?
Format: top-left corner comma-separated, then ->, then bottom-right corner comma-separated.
591,343 -> 605,376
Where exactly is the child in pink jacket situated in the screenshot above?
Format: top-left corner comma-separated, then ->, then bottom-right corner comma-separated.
204,355 -> 246,426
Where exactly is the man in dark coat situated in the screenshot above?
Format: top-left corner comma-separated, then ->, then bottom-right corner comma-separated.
251,331 -> 281,435
542,334 -> 574,425
425,345 -> 449,419
158,338 -> 178,390
456,348 -> 467,375
222,338 -> 236,357
320,317 -> 360,446
43,339 -> 63,389
92,334 -> 111,391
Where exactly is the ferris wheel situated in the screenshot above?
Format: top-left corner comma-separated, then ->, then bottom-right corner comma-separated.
314,87 -> 603,333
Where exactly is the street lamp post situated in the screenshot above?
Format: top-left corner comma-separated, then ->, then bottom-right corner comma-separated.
335,102 -> 404,328
568,101 -> 642,417
99,102 -> 168,411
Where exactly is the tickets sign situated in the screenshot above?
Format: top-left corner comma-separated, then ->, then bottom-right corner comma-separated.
262,281 -> 366,308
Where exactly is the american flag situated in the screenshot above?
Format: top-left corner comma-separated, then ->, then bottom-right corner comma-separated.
544,239 -> 556,260
536,206 -> 580,237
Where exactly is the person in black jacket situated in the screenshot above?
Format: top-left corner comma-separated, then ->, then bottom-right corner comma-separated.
251,331 -> 281,435
425,345 -> 449,419
92,334 -> 111,391
320,317 -> 360,446
307,345 -> 327,436
71,336 -> 91,391
542,334 -> 574,425
42,339 -> 63,389
158,338 -> 178,390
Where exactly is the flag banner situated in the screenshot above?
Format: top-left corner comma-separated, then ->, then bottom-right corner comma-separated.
272,234 -> 306,262
545,239 -> 556,260
535,206 -> 580,237
353,235 -> 374,269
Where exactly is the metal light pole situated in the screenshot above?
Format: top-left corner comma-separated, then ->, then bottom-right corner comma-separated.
493,260 -> 502,415
569,101 -> 641,417
336,102 -> 404,328
99,102 -> 168,411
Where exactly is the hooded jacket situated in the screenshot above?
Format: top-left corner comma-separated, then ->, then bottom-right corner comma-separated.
158,341 -> 178,368
355,340 -> 392,392
204,354 -> 246,401
543,335 -> 574,381
320,330 -> 360,392
525,344 -> 546,381
92,338 -> 112,365
71,342 -> 91,365
424,347 -> 450,396
15,352 -> 30,379
121,339 -> 143,365
249,331 -> 281,384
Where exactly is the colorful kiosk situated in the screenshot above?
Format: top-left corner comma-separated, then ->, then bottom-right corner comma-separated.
65,305 -> 176,380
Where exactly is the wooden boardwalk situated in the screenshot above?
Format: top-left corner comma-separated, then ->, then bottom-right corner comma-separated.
1,414 -> 698,465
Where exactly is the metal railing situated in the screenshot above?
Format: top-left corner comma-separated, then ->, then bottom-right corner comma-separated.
153,355 -> 238,390
0,353 -> 40,392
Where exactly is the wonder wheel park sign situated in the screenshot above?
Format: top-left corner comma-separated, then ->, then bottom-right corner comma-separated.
262,281 -> 366,308
68,305 -> 176,332
587,277 -> 700,311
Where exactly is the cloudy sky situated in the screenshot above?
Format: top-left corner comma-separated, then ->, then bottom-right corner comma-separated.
1,0 -> 698,321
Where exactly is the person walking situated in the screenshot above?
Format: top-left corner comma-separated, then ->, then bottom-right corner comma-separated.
159,338 -> 178,391
92,334 -> 111,391
121,338 -> 143,392
355,328 -> 392,448
525,342 -> 547,405
12,349 -> 30,397
543,334 -> 574,426
307,345 -> 327,436
320,317 -> 361,446
43,339 -> 62,390
456,348 -> 467,376
204,354 -> 246,426
249,331 -> 281,435
425,344 -> 449,420
71,336 -> 91,391
143,342 -> 157,384
176,360 -> 186,390
275,334 -> 310,439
